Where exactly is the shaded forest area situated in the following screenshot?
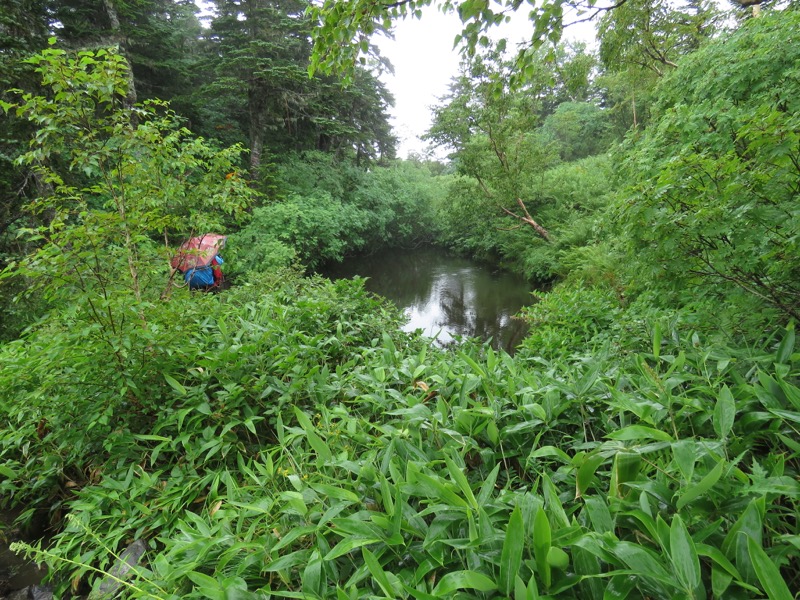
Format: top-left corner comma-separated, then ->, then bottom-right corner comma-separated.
1,0 -> 799,598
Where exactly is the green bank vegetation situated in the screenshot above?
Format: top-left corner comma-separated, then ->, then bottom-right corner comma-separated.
1,1 -> 799,598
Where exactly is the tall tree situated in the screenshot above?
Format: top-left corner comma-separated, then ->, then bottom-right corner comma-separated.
0,0 -> 51,256
595,0 -> 718,130
198,0 -> 396,180
618,10 -> 800,320
201,0 -> 311,177
427,46 -> 561,241
50,0 -> 205,108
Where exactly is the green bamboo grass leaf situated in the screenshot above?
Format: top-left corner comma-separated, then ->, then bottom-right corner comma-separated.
302,551 -> 323,596
610,451 -> 642,498
529,445 -> 572,463
606,425 -> 673,442
583,496 -> 614,534
477,463 -> 501,506
576,453 -> 606,499
264,549 -> 312,572
746,535 -> 794,600
402,582 -> 439,600
714,385 -> 736,439
611,541 -> 675,589
514,574 -> 540,600
362,547 -> 395,597
445,453 -> 478,510
542,473 -> 569,529
293,406 -> 331,462
413,470 -> 469,508
308,483 -> 360,503
669,515 -> 702,595
769,409 -> 800,424
163,372 -> 187,396
723,497 -> 765,584
325,536 -> 382,560
604,574 -> 637,600
547,546 -> 569,569
672,440 -> 697,483
457,350 -> 487,379
712,566 -> 733,599
696,543 -> 744,581
775,324 -> 795,364
499,505 -> 525,595
676,459 -> 724,510
431,570 -> 497,595
533,506 -> 552,589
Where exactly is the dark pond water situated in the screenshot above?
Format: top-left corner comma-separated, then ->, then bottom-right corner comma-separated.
322,247 -> 535,353
0,511 -> 47,595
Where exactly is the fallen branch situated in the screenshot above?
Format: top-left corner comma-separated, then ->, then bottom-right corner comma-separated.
501,198 -> 552,242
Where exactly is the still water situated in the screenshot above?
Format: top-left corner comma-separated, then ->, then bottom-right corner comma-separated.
322,247 -> 535,353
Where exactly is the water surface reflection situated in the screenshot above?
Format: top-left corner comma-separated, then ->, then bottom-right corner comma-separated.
322,247 -> 534,352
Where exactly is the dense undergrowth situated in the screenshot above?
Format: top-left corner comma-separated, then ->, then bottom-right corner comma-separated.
2,10 -> 800,600
1,270 -> 798,598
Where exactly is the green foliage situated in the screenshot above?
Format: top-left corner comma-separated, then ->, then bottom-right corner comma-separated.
230,155 -> 449,274
309,0 -> 589,86
435,154 -> 614,282
3,273 -> 798,597
541,102 -> 614,162
617,11 -> 800,323
230,192 -> 364,272
3,6 -> 800,600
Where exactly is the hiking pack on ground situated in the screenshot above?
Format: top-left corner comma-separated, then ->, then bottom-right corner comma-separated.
170,234 -> 226,291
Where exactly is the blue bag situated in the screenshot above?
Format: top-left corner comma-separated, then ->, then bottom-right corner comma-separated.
185,265 -> 215,289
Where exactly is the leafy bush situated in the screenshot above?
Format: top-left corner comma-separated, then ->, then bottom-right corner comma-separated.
5,272 -> 798,598
616,11 -> 800,323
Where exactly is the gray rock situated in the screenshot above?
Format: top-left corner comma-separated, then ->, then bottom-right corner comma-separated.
89,540 -> 146,599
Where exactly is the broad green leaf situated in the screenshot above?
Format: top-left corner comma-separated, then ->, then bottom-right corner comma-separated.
672,440 -> 697,483
604,574 -> 637,600
0,465 -> 19,478
669,515 -> 701,594
576,453 -> 606,499
712,566 -> 733,599
533,507 -> 552,589
445,453 -> 478,510
432,570 -> 497,595
611,541 -> 674,590
499,505 -> 525,595
325,536 -> 381,560
583,496 -> 614,534
457,351 -> 487,378
362,547 -> 395,597
606,425 -> 673,442
653,321 -> 662,360
676,459 -> 724,510
542,473 -> 569,529
775,324 -> 795,364
713,385 -> 736,439
163,372 -> 187,396
293,406 -> 331,463
309,483 -> 360,503
746,535 -> 793,600
477,463 -> 501,506
723,497 -> 765,585
264,550 -> 311,572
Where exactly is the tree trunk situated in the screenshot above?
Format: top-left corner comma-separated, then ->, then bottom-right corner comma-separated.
248,84 -> 267,177
102,0 -> 137,110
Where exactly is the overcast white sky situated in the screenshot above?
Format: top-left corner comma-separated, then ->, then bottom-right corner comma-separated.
374,8 -> 597,158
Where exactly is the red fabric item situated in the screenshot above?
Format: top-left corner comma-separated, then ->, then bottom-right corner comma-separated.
171,234 -> 227,272
211,256 -> 223,286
